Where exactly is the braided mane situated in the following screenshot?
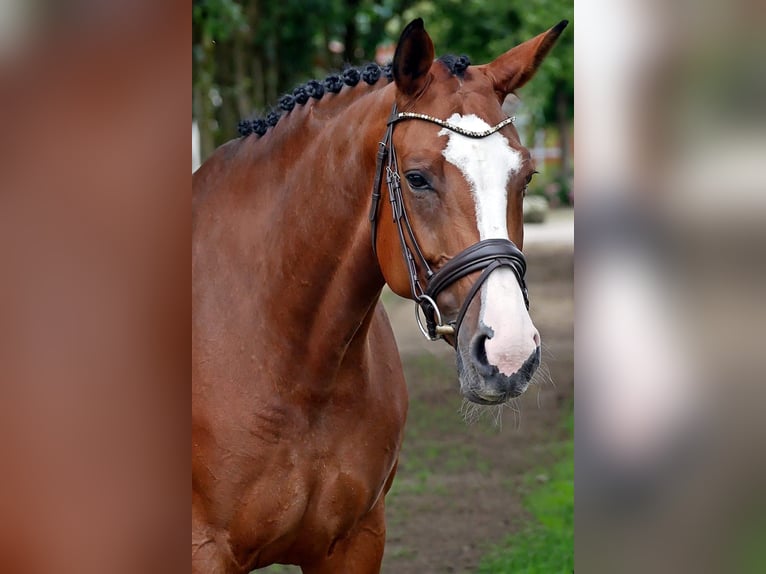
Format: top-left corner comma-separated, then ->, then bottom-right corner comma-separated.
237,55 -> 471,139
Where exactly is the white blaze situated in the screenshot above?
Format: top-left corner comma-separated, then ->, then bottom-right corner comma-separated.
439,114 -> 540,375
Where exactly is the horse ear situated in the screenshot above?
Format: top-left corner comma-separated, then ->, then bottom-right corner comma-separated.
393,18 -> 435,97
479,20 -> 568,98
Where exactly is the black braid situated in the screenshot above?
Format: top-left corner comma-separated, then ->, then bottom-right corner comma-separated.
454,55 -> 470,74
305,79 -> 324,99
361,63 -> 381,84
237,120 -> 253,137
438,54 -> 471,77
342,67 -> 360,87
251,118 -> 267,136
293,86 -> 309,105
265,111 -> 280,127
278,94 -> 296,112
324,74 -> 343,93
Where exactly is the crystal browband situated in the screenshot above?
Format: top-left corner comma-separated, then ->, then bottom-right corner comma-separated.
390,112 -> 516,139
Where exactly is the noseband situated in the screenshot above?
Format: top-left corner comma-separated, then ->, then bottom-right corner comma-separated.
369,104 -> 529,341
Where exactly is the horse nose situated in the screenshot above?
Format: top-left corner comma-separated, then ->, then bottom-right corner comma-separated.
469,328 -> 541,396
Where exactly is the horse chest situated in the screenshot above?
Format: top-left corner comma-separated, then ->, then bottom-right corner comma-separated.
232,435 -> 395,567
289,443 -> 394,557
302,406 -> 399,526
230,393 -> 401,560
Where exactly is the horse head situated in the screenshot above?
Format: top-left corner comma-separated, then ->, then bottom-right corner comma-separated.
371,18 -> 567,405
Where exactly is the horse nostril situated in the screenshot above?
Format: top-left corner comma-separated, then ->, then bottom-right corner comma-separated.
533,330 -> 541,348
469,332 -> 496,376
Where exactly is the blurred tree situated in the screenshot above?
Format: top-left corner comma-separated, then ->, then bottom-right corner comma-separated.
193,0 -> 572,177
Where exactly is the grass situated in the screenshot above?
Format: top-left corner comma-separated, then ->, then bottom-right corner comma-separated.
254,564 -> 299,573
476,408 -> 573,574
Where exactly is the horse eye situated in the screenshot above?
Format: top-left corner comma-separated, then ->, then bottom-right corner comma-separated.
405,172 -> 431,191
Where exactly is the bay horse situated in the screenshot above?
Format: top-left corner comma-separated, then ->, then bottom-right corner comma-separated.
193,18 -> 567,573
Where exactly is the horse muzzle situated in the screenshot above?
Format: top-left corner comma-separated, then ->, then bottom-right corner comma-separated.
458,334 -> 541,404
451,287 -> 541,404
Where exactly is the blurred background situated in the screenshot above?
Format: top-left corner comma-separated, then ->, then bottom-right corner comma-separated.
576,1 -> 766,572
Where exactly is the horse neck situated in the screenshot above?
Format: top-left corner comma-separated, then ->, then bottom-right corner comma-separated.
202,85 -> 395,388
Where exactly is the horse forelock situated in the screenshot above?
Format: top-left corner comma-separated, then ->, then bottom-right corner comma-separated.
437,54 -> 471,78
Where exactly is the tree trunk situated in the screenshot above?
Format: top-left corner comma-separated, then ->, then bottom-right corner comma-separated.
321,22 -> 332,68
247,0 -> 266,113
265,25 -> 279,104
251,48 -> 265,112
234,32 -> 251,118
197,28 -> 217,162
216,40 -> 236,146
343,0 -> 361,63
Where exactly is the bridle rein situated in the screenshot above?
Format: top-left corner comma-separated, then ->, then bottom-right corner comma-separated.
369,103 -> 530,341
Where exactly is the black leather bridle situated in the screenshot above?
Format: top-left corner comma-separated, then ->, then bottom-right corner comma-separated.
369,103 -> 530,341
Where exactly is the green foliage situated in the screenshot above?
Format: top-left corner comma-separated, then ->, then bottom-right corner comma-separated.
193,0 -> 247,43
731,506 -> 766,574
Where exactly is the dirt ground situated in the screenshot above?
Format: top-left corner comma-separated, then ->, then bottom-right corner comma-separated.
259,213 -> 573,573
